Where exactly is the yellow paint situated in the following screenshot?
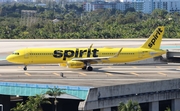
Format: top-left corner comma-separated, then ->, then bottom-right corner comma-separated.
105,72 -> 113,76
156,66 -> 161,69
158,72 -> 167,76
79,72 -> 86,76
24,72 -> 31,76
132,66 -> 137,69
130,72 -> 139,76
53,72 -> 60,76
6,26 -> 166,70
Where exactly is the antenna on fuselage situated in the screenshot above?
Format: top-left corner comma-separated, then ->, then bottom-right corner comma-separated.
89,44 -> 93,49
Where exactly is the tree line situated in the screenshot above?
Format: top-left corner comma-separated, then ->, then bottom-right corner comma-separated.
0,3 -> 180,39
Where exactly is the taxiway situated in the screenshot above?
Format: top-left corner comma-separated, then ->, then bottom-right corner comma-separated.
0,63 -> 180,87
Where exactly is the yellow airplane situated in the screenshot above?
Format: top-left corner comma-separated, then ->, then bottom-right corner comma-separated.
6,26 -> 166,71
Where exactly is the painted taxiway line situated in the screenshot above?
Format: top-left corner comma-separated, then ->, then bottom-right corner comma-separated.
79,72 -> 87,76
156,66 -> 161,69
107,66 -> 112,68
108,71 -> 179,73
24,72 -> 31,76
105,73 -> 113,76
132,66 -> 137,69
130,72 -> 139,76
11,70 -> 73,73
100,68 -> 173,70
53,72 -> 60,76
157,72 -> 167,76
28,70 -> 73,72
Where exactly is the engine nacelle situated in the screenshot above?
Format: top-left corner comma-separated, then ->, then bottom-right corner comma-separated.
67,61 -> 85,68
59,63 -> 67,67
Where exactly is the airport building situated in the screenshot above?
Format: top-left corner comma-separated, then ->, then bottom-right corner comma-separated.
1,78 -> 180,111
81,78 -> 180,111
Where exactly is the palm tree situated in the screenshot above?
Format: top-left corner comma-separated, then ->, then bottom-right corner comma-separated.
46,87 -> 65,111
118,100 -> 141,111
164,107 -> 171,111
11,94 -> 51,111
11,102 -> 25,111
26,94 -> 51,111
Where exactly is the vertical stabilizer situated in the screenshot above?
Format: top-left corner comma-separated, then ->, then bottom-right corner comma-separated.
140,26 -> 164,49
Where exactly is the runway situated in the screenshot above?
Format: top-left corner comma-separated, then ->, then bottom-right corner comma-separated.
0,63 -> 180,87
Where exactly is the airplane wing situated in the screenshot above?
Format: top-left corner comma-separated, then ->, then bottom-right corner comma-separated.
71,48 -> 123,63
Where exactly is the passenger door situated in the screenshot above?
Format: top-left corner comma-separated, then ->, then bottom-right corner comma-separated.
24,48 -> 29,59
24,48 -> 33,64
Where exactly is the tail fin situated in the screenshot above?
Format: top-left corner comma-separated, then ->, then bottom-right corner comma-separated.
140,26 -> 164,49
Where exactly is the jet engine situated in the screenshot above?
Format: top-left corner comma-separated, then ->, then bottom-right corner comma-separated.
67,61 -> 85,68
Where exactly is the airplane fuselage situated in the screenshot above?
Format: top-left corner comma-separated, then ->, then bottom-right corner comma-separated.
8,47 -> 166,65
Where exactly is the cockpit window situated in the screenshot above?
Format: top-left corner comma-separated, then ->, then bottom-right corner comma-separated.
12,52 -> 19,55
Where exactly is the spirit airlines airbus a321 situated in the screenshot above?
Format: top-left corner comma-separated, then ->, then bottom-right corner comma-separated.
6,26 -> 166,71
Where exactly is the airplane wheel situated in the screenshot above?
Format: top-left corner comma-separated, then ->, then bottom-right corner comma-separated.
24,66 -> 27,71
61,72 -> 64,77
82,66 -> 87,70
87,66 -> 93,71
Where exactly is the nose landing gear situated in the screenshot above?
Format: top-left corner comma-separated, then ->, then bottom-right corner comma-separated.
23,66 -> 27,71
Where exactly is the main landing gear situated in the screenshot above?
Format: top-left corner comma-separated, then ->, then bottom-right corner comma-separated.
23,66 -> 27,71
87,66 -> 93,71
82,66 -> 93,71
82,66 -> 86,70
82,63 -> 93,71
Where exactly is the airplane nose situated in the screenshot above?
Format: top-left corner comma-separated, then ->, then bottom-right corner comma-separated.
6,55 -> 14,62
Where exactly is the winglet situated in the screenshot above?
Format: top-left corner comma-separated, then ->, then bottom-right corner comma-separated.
89,44 -> 93,49
113,48 -> 123,58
